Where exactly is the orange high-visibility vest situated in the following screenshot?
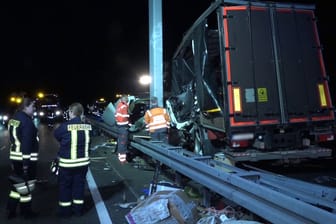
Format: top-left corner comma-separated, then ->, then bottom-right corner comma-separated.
144,107 -> 170,132
115,102 -> 129,125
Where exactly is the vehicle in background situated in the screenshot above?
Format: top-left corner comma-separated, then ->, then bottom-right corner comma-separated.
166,0 -> 335,164
87,98 -> 109,118
34,93 -> 65,124
0,110 -> 10,128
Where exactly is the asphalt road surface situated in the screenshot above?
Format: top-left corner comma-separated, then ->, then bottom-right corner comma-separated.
0,123 -> 159,224
1,121 -> 335,224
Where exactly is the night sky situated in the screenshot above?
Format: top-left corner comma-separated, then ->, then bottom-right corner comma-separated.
0,0 -> 335,107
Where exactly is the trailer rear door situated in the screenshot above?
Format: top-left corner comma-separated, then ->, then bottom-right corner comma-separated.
222,5 -> 334,128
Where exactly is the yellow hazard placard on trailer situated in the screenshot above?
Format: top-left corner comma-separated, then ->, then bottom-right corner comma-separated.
257,88 -> 268,102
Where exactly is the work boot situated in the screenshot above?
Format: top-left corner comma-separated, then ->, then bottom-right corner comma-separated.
72,204 -> 84,217
6,199 -> 18,220
57,207 -> 72,218
6,210 -> 17,220
57,211 -> 72,218
20,202 -> 38,219
22,210 -> 39,219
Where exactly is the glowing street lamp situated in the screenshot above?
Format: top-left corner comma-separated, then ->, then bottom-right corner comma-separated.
37,92 -> 45,99
139,74 -> 151,85
9,96 -> 22,104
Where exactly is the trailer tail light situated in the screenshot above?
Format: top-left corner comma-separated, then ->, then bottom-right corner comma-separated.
230,133 -> 253,148
207,129 -> 225,140
233,87 -> 242,113
231,140 -> 249,148
317,133 -> 334,142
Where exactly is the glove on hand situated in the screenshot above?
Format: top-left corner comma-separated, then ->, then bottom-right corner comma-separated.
50,158 -> 59,176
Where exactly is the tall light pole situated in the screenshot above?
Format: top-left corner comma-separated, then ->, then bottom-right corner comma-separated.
149,0 -> 163,106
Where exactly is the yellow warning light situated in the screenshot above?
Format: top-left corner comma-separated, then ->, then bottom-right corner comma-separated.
10,97 -> 16,103
15,97 -> 22,104
9,96 -> 22,104
37,92 -> 45,99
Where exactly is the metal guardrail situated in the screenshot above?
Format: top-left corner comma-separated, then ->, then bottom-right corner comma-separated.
88,116 -> 336,224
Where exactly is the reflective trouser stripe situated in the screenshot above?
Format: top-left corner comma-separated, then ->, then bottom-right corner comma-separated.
118,153 -> 126,162
20,194 -> 32,203
9,190 -> 20,199
73,199 -> 84,205
9,190 -> 32,203
59,201 -> 72,207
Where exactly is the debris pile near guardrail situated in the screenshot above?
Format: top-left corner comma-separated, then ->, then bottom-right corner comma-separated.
125,190 -> 199,224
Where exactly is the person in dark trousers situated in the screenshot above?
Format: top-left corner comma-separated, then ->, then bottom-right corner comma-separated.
6,97 -> 39,219
144,97 -> 171,194
114,94 -> 130,163
54,102 -> 92,217
144,97 -> 171,143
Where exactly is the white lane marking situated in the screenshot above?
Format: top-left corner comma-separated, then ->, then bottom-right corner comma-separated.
86,168 -> 113,224
109,162 -> 139,199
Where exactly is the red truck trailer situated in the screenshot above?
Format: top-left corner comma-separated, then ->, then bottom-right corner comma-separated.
166,0 -> 335,163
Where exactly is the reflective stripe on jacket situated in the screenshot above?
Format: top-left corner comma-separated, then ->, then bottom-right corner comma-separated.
54,117 -> 92,168
8,111 -> 39,165
115,101 -> 129,126
144,107 -> 170,132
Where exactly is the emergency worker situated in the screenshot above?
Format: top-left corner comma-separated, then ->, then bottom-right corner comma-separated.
114,94 -> 130,163
144,97 -> 171,143
6,97 -> 39,219
54,102 -> 92,217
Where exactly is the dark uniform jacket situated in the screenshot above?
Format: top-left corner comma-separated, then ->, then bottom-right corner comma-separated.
8,111 -> 39,167
54,117 -> 92,168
